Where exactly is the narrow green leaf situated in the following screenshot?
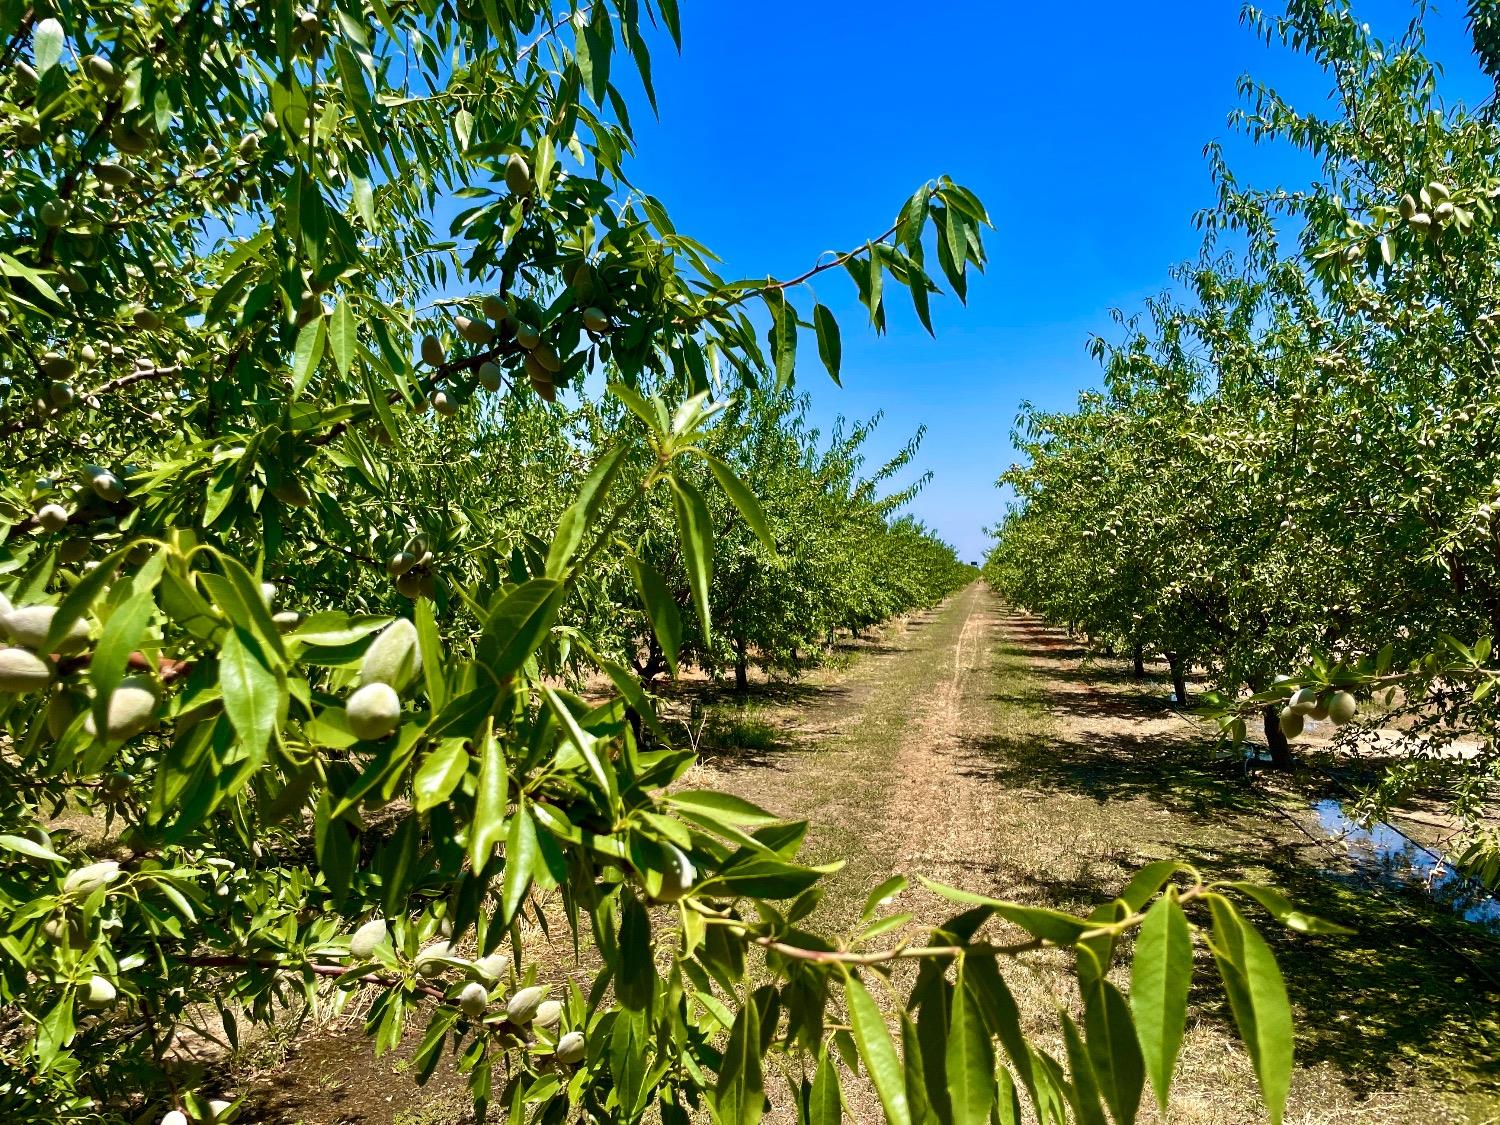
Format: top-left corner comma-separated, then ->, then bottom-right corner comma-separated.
291,315 -> 326,398
845,974 -> 911,1125
330,297 -> 357,377
476,578 -> 564,682
500,801 -> 538,927
668,475 -> 714,644
808,1045 -> 843,1125
946,963 -> 997,1125
467,731 -> 508,869
1131,892 -> 1192,1113
626,555 -> 681,677
34,18 -> 64,74
1084,979 -> 1144,1125
714,991 -> 765,1125
813,304 -> 842,385
219,627 -> 280,759
700,452 -> 776,553
412,739 -> 467,812
1208,894 -> 1293,1125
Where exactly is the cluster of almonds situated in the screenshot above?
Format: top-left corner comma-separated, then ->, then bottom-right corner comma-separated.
385,536 -> 438,600
1278,684 -> 1358,739
1398,181 -> 1462,236
344,618 -> 419,741
347,918 -> 585,1064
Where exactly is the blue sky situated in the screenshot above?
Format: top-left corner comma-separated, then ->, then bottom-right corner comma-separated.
619,1 -> 1489,563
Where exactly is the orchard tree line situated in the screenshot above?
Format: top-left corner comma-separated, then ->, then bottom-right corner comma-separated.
0,0 -> 1333,1123
988,1 -> 1500,880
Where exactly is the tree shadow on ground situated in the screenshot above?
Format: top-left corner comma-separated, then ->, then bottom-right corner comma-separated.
991,613 -> 1500,1098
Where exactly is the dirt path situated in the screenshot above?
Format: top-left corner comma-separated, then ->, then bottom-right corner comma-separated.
696,584 -> 1500,1124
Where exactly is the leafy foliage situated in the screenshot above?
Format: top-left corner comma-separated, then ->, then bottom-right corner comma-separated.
0,1 -> 1322,1122
987,2 -> 1500,872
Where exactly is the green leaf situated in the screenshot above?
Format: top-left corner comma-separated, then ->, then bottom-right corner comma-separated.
1227,882 -> 1354,936
1131,892 -> 1192,1114
291,315 -> 326,398
714,990 -> 765,1125
218,627 -> 281,759
669,475 -> 714,644
546,444 -> 627,579
845,974 -> 911,1125
500,801 -> 538,927
413,598 -> 447,712
330,297 -> 357,378
667,790 -> 781,825
1084,979 -> 1144,1125
0,833 -> 64,863
627,556 -> 681,677
412,739 -> 468,812
1208,894 -> 1293,1125
700,452 -> 777,554
813,304 -> 841,385
808,1045 -> 843,1125
1062,1014 -> 1109,1125
946,962 -> 997,1125
861,875 -> 908,921
33,18 -> 64,74
918,877 -> 1092,943
467,731 -> 509,869
476,578 -> 564,682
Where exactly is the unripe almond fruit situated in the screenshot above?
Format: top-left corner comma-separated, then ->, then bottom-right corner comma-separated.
455,315 -> 493,344
85,55 -> 118,86
534,999 -> 563,1029
387,550 -> 417,577
360,618 -> 421,691
654,844 -> 697,902
0,647 -> 53,692
1288,686 -> 1319,716
471,953 -> 507,983
431,390 -> 458,416
477,362 -> 502,392
64,860 -> 120,895
161,1112 -> 189,1125
395,571 -> 423,599
271,479 -> 310,507
39,200 -> 67,227
515,327 -> 541,351
36,503 -> 68,531
346,682 -> 401,741
1398,193 -> 1417,219
96,161 -> 134,187
5,605 -> 88,652
506,985 -> 546,1024
505,153 -> 533,195
533,343 -> 561,373
553,1031 -> 586,1064
349,918 -> 390,958
85,676 -> 160,742
1279,709 -> 1304,739
481,295 -> 510,322
1328,690 -> 1358,726
414,940 -> 453,977
46,688 -> 77,737
1427,181 -> 1451,204
82,974 -> 117,1008
420,334 -> 445,368
458,981 -> 489,1018
582,307 -> 609,333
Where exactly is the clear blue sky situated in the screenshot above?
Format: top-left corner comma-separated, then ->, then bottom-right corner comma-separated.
619,1 -> 1488,563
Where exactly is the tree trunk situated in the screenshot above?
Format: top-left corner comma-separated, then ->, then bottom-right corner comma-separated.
1133,643 -> 1145,679
1165,651 -> 1188,708
734,636 -> 748,693
1261,703 -> 1294,770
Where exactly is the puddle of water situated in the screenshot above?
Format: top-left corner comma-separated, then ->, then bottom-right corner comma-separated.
1312,798 -> 1500,931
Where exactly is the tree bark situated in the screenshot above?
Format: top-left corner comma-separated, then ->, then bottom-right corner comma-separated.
1165,651 -> 1188,708
734,636 -> 748,693
1132,643 -> 1145,679
1261,703 -> 1294,769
